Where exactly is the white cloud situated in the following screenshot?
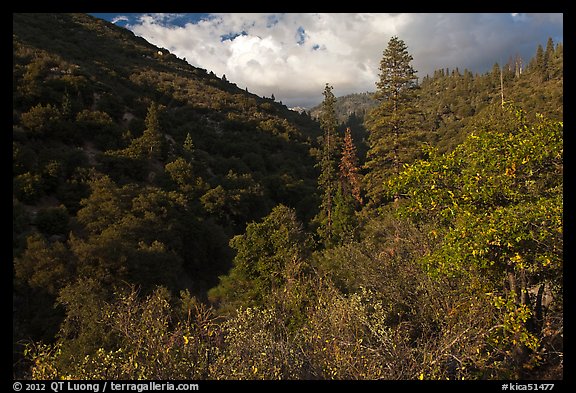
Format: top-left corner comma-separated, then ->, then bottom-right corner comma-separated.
111,15 -> 129,24
126,13 -> 562,107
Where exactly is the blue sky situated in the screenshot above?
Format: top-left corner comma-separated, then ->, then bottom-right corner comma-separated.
90,13 -> 563,108
91,13 -> 210,28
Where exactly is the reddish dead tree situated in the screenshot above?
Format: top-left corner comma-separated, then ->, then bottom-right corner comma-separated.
339,127 -> 363,206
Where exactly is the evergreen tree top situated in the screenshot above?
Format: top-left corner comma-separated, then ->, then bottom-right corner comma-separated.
375,36 -> 419,102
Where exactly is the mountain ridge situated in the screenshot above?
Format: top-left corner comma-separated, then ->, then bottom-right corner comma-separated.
13,12 -> 323,303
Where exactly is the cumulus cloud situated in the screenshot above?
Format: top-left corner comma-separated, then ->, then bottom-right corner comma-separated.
125,13 -> 562,107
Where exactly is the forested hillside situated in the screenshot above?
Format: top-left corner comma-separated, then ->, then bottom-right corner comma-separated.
309,39 -> 563,157
13,13 -> 563,381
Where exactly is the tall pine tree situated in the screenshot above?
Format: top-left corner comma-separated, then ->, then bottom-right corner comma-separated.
364,36 -> 420,207
315,83 -> 340,246
532,44 -> 546,82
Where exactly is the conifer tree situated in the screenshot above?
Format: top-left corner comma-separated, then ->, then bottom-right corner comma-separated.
117,102 -> 167,162
331,184 -> 358,245
183,132 -> 195,161
544,37 -> 555,81
183,132 -> 195,153
315,83 -> 340,245
364,36 -> 420,206
141,102 -> 166,160
533,44 -> 546,82
325,127 -> 364,246
339,127 -> 362,206
208,204 -> 312,311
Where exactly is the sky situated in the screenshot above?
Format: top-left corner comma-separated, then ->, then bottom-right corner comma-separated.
91,13 -> 563,108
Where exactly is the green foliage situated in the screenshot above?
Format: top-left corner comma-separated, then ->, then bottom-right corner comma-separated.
55,278 -> 116,368
183,132 -> 195,157
76,109 -> 120,150
13,198 -> 31,254
211,306 -> 304,379
163,156 -> 208,202
14,172 -> 44,204
331,184 -> 358,245
20,103 -> 62,136
299,284 -> 417,379
314,84 -> 341,246
112,103 -> 167,161
364,36 -> 422,206
310,92 -> 376,124
23,342 -> 62,380
25,286 -> 220,379
72,179 -> 189,291
200,170 -> 267,227
388,107 -> 562,377
209,205 -> 312,311
13,141 -> 38,176
75,174 -> 128,234
14,233 -> 72,296
34,205 -> 70,236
